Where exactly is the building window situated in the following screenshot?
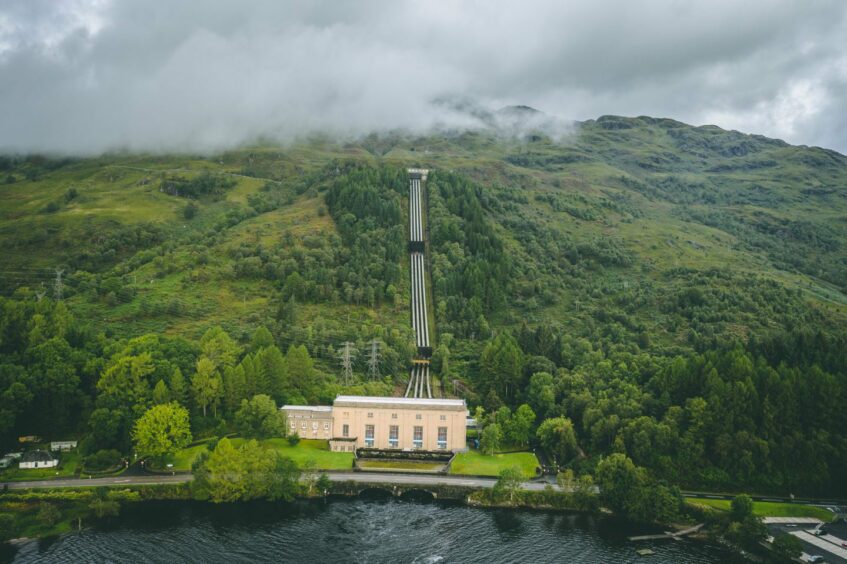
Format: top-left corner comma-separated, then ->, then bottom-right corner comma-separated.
413,426 -> 423,449
301,422 -> 307,429
324,422 -> 329,430
440,415 -> 446,421
342,424 -> 349,438
416,414 -> 422,420
312,422 -> 318,430
365,425 -> 375,448
290,421 -> 296,429
438,427 -> 447,449
389,425 -> 399,448
367,412 -> 373,418
391,413 -> 398,419
344,412 -> 349,417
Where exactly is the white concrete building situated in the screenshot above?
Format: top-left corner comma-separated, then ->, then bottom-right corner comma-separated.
19,450 -> 58,469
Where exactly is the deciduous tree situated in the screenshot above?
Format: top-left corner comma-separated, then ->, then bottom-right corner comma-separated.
132,402 -> 192,464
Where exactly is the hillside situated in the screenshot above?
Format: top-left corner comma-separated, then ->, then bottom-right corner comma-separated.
1,116 -> 846,495
2,117 -> 846,354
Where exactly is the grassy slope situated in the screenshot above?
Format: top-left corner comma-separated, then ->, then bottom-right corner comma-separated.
1,117 -> 846,371
170,439 -> 353,472
687,497 -> 836,522
450,449 -> 539,478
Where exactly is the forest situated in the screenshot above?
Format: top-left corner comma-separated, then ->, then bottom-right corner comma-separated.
0,116 -> 846,496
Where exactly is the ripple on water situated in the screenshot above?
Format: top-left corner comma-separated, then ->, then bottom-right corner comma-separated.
8,498 -> 744,564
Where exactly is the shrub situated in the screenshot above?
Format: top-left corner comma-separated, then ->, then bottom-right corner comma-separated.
84,449 -> 123,472
183,202 -> 199,219
37,503 -> 61,526
287,433 -> 300,446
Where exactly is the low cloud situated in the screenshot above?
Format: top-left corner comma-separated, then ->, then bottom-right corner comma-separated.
1,0 -> 846,154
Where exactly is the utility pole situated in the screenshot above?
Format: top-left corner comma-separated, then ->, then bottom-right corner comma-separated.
339,341 -> 356,386
35,282 -> 46,302
366,339 -> 381,380
53,269 -> 64,301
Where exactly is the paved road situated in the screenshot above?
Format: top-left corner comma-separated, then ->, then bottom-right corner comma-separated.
1,474 -> 191,490
4,473 -> 845,510
0,472 -> 557,492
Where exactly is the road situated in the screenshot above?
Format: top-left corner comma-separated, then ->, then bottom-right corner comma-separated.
5,473 -> 845,510
1,474 -> 191,490
0,471 -> 557,492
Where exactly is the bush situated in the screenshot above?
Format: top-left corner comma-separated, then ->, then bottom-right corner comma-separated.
183,202 -> 199,219
0,514 -> 17,541
287,433 -> 300,446
42,200 -> 61,213
772,533 -> 802,560
37,503 -> 61,526
84,449 -> 123,472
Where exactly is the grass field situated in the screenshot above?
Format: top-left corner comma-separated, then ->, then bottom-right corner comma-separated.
171,438 -> 354,472
169,442 -> 211,472
449,449 -> 539,479
686,497 -> 836,522
357,460 -> 444,472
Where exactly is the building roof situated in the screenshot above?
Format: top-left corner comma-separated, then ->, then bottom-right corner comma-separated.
280,405 -> 332,412
333,395 -> 467,411
21,450 -> 56,463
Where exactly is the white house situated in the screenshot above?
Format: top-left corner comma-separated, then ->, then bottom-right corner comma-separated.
50,441 -> 77,452
19,450 -> 58,469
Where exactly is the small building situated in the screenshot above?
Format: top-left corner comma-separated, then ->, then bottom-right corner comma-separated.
281,405 -> 333,440
0,456 -> 14,469
50,441 -> 78,452
329,437 -> 357,453
19,450 -> 58,469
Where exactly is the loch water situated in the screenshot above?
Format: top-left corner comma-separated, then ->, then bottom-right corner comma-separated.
7,495 -> 744,563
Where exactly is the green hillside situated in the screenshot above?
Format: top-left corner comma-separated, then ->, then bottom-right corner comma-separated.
1,116 -> 846,497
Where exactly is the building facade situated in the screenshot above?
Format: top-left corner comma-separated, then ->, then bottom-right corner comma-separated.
281,396 -> 468,453
19,450 -> 58,469
281,405 -> 333,441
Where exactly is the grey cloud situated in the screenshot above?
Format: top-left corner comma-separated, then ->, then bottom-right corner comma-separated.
0,0 -> 846,154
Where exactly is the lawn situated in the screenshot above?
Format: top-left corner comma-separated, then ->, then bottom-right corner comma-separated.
357,460 -> 444,472
172,439 -> 354,472
450,449 -> 539,479
686,498 -> 836,522
169,442 -> 211,472
0,450 -> 80,482
257,439 -> 354,471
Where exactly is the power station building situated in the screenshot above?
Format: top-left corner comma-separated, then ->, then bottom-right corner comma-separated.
281,396 -> 468,453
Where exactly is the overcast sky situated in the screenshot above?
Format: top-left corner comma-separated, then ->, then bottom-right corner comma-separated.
1,0 -> 846,154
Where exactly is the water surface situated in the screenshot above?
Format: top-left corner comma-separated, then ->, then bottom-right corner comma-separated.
8,496 -> 743,563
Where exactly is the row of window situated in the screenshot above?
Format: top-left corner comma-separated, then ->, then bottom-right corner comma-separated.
290,421 -> 330,430
364,412 -> 447,421
359,425 -> 448,449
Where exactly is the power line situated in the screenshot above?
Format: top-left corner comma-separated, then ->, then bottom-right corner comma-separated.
339,341 -> 357,386
53,269 -> 64,301
366,338 -> 381,380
